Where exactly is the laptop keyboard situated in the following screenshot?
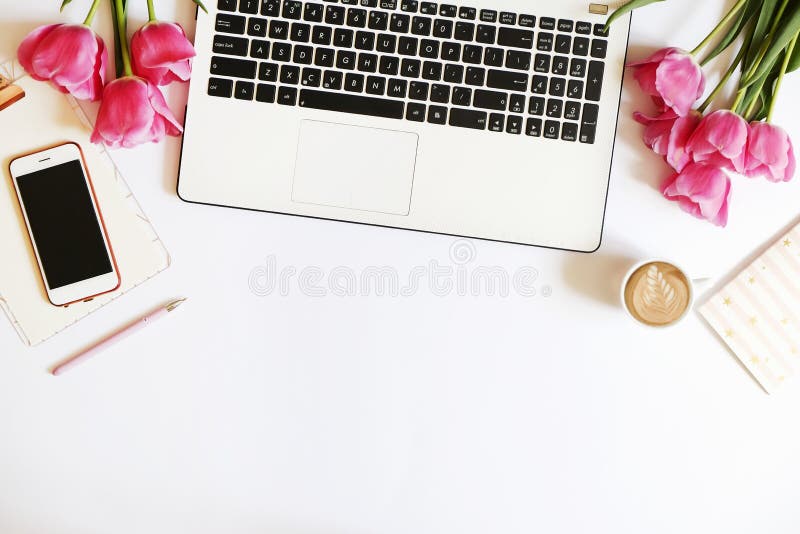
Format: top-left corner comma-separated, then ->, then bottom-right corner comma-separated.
207,0 -> 608,143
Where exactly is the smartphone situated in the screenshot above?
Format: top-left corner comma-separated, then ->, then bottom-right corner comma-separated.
9,142 -> 120,306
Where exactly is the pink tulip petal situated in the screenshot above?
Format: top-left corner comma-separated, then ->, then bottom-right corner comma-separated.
655,54 -> 705,116
666,112 -> 701,171
662,162 -> 730,227
146,82 -> 184,135
17,24 -> 61,81
131,22 -> 196,86
686,110 -> 748,173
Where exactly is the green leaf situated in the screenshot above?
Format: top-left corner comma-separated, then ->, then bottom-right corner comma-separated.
743,8 -> 800,86
788,35 -> 800,72
604,0 -> 665,31
702,0 -> 759,64
60,0 -> 72,11
192,0 -> 208,14
744,0 -> 778,70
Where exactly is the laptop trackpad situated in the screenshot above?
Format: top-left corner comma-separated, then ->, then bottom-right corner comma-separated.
291,120 -> 418,216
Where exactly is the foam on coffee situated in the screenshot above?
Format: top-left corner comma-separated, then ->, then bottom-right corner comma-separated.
624,262 -> 691,326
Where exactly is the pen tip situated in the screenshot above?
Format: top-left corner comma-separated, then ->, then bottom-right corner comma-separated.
166,298 -> 187,312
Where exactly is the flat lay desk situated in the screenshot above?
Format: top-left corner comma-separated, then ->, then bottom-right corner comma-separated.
2,1 -> 800,533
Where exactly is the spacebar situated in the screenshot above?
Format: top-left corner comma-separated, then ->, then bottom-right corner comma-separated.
299,90 -> 404,119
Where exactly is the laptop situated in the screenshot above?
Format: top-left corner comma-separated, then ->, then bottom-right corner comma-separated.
177,0 -> 631,252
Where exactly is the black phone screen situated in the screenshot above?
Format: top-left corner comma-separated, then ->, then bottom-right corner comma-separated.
16,160 -> 113,290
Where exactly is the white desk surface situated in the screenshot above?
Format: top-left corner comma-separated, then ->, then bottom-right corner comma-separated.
2,1 -> 800,533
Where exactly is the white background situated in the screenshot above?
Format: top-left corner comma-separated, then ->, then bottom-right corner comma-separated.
2,1 -> 800,533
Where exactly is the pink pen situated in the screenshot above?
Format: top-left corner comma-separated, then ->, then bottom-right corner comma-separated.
51,298 -> 186,376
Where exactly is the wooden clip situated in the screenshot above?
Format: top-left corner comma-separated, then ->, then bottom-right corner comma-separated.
0,75 -> 25,112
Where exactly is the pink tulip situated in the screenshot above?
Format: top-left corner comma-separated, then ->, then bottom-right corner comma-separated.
744,122 -> 796,182
91,76 -> 182,149
662,162 -> 731,227
17,23 -> 107,101
685,110 -> 748,174
634,110 -> 701,171
131,21 -> 196,86
628,47 -> 705,116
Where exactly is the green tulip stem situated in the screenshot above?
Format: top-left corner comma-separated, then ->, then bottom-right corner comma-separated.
114,0 -> 133,76
83,0 -> 102,25
741,0 -> 791,85
147,0 -> 157,21
767,33 -> 799,122
698,21 -> 755,114
690,0 -> 748,56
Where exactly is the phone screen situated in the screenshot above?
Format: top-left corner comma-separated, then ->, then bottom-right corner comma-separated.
15,160 -> 113,290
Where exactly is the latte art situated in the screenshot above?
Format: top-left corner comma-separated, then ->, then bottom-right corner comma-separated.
624,262 -> 691,326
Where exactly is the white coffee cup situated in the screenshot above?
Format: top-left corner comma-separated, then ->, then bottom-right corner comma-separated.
620,258 -> 694,328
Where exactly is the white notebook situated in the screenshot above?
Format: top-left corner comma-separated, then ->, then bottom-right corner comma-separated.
0,59 -> 170,346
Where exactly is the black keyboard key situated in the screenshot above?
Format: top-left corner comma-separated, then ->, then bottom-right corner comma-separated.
465,66 -> 484,85
312,25 -> 332,44
580,102 -> 597,143
387,77 -> 407,96
439,4 -> 456,17
380,0 -> 397,9
336,50 -> 356,69
531,75 -> 546,94
539,17 -> 555,30
497,27 -> 534,49
248,17 -> 268,36
379,55 -> 399,74
534,53 -> 550,73
476,24 -> 495,44
391,13 -> 411,32
250,40 -> 271,59
280,64 -> 300,83
557,19 -> 574,32
347,8 -> 367,27
342,0 -> 357,5
487,69 -> 527,91
401,0 -> 419,11
543,120 -> 559,139
473,89 -> 507,111
360,0 -> 377,7
291,22 -> 311,41
430,83 -> 449,102
564,100 -> 580,120
262,0 -> 281,15
450,108 -> 486,130
591,39 -> 608,58
561,122 -> 578,141
427,105 -> 447,123
334,28 -> 354,47
299,89 -> 405,118
272,42 -> 292,61
411,16 -> 432,35
443,64 -> 464,83
369,11 -> 389,29
293,44 -> 313,63
210,55 -> 257,78
483,47 -> 502,67
537,33 -> 553,51
255,82 -> 276,101
323,69 -> 343,89
570,58 -> 586,77
258,61 -> 278,80
509,93 -> 524,113
219,0 -> 237,11
304,2 -> 324,21
345,72 -> 365,91
451,85 -> 471,105
398,36 -> 418,55
525,117 -> 541,136
499,12 -> 515,25
505,50 -> 531,70
422,61 -> 442,80
358,52 -> 378,71
240,0 -> 260,13
586,60 -> 604,101
440,41 -> 460,61
576,21 -> 591,34
432,19 -> 453,38
376,33 -> 397,52
366,75 -> 386,94
567,79 -> 583,99
489,113 -> 504,132
593,23 -> 609,37
314,47 -> 335,66
459,6 -> 476,19
506,115 -> 522,134
269,19 -> 289,38
355,31 -> 375,49
406,101 -> 425,120
214,35 -> 249,56
546,98 -> 562,117
555,34 -> 571,54
301,67 -> 321,86
573,36 -> 589,56
462,44 -> 482,63
551,56 -> 568,75
401,58 -> 421,77
420,39 -> 439,58
278,85 -> 298,104
325,5 -> 345,24
549,77 -> 565,96
528,96 -> 544,115
518,14 -> 535,27
216,13 -> 246,34
479,9 -> 497,23
283,0 -> 302,18
454,21 -> 474,41
409,80 -> 428,99
208,77 -> 233,97
420,1 -> 437,14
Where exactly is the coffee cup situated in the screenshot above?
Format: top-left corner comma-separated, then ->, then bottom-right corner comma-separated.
620,259 -> 694,327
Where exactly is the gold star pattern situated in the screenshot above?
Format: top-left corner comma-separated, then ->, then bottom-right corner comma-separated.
724,329 -> 734,338
792,347 -> 798,355
781,318 -> 789,326
748,276 -> 756,284
783,238 -> 792,247
749,316 -> 758,326
778,376 -> 786,382
723,297 -> 731,306
751,356 -> 761,365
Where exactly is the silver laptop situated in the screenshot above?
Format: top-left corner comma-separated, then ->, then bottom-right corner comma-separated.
177,0 -> 631,252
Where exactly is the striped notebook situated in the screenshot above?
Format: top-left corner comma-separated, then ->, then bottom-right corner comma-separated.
700,222 -> 800,393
